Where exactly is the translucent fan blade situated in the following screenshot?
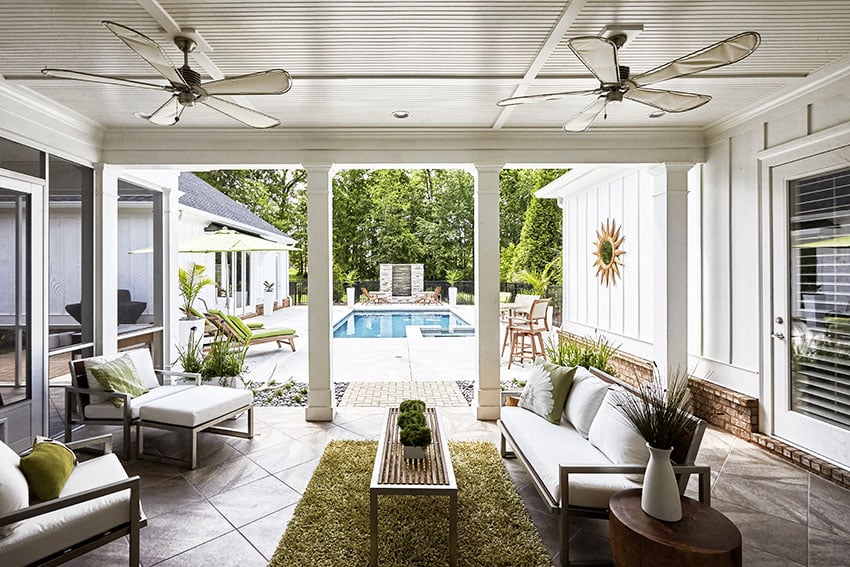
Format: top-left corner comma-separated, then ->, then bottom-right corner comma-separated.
497,89 -> 604,107
41,69 -> 171,91
631,31 -> 760,88
134,96 -> 183,126
567,36 -> 621,85
102,21 -> 187,86
200,96 -> 280,128
201,70 -> 292,95
625,87 -> 711,112
563,96 -> 607,132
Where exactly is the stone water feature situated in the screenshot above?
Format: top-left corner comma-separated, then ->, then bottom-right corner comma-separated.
379,263 -> 424,298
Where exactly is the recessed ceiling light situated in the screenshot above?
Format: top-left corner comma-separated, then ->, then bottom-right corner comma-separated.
648,111 -> 666,119
391,110 -> 410,119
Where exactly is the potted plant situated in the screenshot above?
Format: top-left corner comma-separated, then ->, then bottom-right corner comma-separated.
178,263 -> 214,347
174,327 -> 204,376
202,333 -> 248,388
614,367 -> 694,522
544,333 -> 619,375
397,399 -> 431,459
263,280 -> 275,316
341,269 -> 358,307
445,269 -> 463,307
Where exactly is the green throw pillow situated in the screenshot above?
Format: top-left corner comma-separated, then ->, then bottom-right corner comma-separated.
19,439 -> 77,500
226,315 -> 252,340
518,359 -> 577,424
88,354 -> 149,408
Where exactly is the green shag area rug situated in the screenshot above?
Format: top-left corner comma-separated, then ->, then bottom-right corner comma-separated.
269,440 -> 550,567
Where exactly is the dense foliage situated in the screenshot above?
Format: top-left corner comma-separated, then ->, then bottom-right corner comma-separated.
195,167 -> 565,282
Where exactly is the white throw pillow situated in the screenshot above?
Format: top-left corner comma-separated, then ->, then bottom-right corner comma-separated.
0,443 -> 29,537
84,348 -> 160,398
563,369 -> 610,437
588,389 -> 650,482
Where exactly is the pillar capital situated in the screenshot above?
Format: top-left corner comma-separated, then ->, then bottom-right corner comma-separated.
648,162 -> 695,177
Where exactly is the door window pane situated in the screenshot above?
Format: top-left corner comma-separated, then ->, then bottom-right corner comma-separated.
118,181 -> 161,332
789,167 -> 850,430
0,189 -> 30,406
0,137 -> 43,179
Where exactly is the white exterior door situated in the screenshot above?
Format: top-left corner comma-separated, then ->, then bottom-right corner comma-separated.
770,148 -> 850,468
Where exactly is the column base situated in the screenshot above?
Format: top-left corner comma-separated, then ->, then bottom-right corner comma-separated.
306,406 -> 334,422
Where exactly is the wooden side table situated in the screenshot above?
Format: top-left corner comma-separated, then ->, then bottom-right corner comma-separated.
609,489 -> 742,567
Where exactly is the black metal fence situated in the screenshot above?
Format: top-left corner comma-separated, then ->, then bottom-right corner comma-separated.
289,279 -> 562,326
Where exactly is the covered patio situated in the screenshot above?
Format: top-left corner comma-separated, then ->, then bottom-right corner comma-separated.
2,1 -> 850,565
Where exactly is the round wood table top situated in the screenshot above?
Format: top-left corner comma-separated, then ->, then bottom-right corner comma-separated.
609,489 -> 742,567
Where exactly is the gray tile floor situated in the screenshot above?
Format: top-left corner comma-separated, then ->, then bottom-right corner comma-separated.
66,406 -> 850,566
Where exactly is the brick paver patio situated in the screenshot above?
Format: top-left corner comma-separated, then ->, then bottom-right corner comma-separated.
339,380 -> 468,407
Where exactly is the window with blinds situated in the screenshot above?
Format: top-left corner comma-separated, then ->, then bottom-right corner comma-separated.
790,167 -> 850,431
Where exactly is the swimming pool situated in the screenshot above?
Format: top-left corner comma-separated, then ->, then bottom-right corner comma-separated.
333,310 -> 471,339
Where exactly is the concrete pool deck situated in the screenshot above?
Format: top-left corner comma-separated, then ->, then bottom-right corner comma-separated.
239,304 -> 535,387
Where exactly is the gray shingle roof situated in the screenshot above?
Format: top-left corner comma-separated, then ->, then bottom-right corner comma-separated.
179,172 -> 292,242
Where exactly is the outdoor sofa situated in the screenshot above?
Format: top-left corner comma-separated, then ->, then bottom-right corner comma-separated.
499,366 -> 710,566
0,434 -> 144,566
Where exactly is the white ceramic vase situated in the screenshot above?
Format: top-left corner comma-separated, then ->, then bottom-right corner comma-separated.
346,286 -> 356,307
263,291 -> 275,316
641,443 -> 682,522
448,286 -> 458,307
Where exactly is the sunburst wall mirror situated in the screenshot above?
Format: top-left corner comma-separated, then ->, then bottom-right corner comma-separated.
592,218 -> 625,286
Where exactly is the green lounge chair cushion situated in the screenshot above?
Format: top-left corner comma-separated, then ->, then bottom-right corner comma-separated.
250,327 -> 296,340
246,321 -> 264,329
209,308 -> 262,329
225,315 -> 252,340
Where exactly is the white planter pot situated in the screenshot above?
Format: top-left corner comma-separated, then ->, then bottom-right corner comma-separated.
346,286 -> 356,307
263,291 -> 275,316
178,319 -> 202,350
215,375 -> 245,389
403,445 -> 426,460
641,443 -> 682,522
448,286 -> 458,307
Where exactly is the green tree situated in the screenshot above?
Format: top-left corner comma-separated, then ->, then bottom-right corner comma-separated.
194,169 -> 309,275
511,169 -> 566,281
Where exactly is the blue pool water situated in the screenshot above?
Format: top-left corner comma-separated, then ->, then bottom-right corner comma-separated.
333,311 -> 471,339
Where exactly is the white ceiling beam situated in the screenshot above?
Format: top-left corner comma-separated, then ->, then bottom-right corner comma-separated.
491,0 -> 588,130
134,0 -> 256,109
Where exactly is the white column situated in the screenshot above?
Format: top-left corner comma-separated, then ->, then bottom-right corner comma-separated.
94,165 -> 119,355
473,164 -> 503,420
648,163 -> 692,383
304,163 -> 334,421
161,182 -> 180,367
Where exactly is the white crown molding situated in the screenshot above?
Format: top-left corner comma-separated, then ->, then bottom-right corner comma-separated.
0,79 -> 104,164
704,51 -> 850,141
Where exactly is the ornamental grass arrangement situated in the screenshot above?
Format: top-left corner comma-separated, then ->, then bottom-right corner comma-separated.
614,367 -> 694,450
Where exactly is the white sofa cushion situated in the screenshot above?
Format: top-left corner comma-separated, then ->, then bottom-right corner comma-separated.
0,443 -> 28,537
83,385 -> 193,420
588,389 -> 649,482
0,453 -> 137,566
563,368 -> 609,437
139,385 -> 252,427
501,405 -> 642,509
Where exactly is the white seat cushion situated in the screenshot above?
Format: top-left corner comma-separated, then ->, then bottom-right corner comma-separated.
0,453 -> 139,566
83,385 -> 193,420
139,385 -> 252,427
501,405 -> 641,509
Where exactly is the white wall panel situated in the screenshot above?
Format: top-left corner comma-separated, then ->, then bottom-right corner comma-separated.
701,140 -> 732,363
597,185 -> 611,330
586,191 -> 598,328
729,127 -> 762,371
622,172 -> 641,338
609,177 -> 625,335
687,166 -> 703,357
637,169 -> 654,342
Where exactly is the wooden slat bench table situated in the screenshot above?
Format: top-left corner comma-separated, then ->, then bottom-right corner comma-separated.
370,407 -> 458,566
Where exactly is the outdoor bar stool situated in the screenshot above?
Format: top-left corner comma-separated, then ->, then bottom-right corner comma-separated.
505,298 -> 550,368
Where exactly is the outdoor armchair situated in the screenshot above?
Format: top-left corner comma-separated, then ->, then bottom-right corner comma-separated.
65,349 -> 201,459
360,287 -> 389,304
414,286 -> 442,304
0,434 -> 145,566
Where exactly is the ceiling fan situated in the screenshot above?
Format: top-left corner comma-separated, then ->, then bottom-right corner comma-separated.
42,21 -> 292,128
497,31 -> 760,132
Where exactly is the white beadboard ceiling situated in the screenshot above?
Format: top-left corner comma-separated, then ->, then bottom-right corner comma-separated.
1,0 -> 849,132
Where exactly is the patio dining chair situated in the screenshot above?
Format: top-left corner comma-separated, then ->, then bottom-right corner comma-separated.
504,298 -> 550,368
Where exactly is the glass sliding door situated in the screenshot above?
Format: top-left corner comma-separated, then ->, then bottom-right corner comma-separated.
0,188 -> 30,407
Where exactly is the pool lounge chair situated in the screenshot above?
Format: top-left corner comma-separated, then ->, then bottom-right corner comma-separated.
361,287 -> 389,304
182,305 -> 263,335
414,286 -> 442,304
207,310 -> 297,351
